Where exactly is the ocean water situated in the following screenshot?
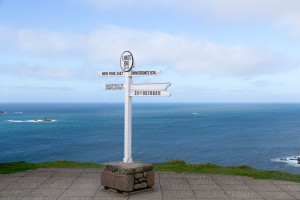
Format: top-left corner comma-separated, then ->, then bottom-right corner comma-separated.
0,103 -> 299,174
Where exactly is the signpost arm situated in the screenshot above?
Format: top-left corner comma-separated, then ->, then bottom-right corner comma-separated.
123,72 -> 133,163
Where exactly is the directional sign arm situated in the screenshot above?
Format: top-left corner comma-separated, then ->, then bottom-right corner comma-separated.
98,71 -> 124,76
130,82 -> 171,90
103,84 -> 124,90
130,70 -> 161,76
130,90 -> 171,97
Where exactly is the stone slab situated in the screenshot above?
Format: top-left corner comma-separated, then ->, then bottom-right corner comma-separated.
101,171 -> 134,192
146,170 -> 155,187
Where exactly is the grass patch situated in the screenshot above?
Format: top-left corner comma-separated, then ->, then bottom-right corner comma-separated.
1,159 -> 300,183
0,161 -> 102,174
153,159 -> 300,183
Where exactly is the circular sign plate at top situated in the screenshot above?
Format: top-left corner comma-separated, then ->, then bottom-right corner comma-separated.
120,51 -> 134,72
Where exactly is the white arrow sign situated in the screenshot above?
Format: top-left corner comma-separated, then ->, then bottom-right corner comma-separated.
98,70 -> 160,77
130,90 -> 171,97
103,84 -> 124,90
98,71 -> 124,76
130,70 -> 161,76
130,82 -> 170,91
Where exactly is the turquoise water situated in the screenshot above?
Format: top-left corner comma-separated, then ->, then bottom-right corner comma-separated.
0,103 -> 300,174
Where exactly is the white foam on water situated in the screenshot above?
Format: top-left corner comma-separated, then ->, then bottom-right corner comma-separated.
7,119 -> 56,123
271,156 -> 300,167
14,112 -> 23,114
192,112 -> 200,115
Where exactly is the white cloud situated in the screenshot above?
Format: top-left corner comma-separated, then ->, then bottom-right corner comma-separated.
78,0 -> 300,37
0,26 -> 295,79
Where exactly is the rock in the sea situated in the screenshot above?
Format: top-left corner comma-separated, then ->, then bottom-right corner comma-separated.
0,110 -> 4,114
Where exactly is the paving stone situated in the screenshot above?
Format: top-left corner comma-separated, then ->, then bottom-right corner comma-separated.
271,180 -> 300,185
158,173 -> 186,179
53,172 -> 81,178
289,192 -> 300,199
6,172 -> 29,177
129,196 -> 162,200
82,168 -> 102,173
189,184 -> 223,191
93,197 -> 128,200
162,190 -> 196,199
248,183 -> 283,191
7,181 -> 42,189
17,176 -> 49,183
225,190 -> 263,199
55,168 -> 83,173
243,179 -> 272,185
34,168 -> 59,172
0,182 -> 9,190
0,176 -> 21,182
257,191 -> 296,199
27,188 -> 65,197
183,173 -> 211,179
78,172 -> 100,178
127,190 -> 162,200
68,183 -> 100,190
95,188 -> 123,197
194,190 -> 229,199
58,197 -> 94,200
219,184 -> 252,191
25,172 -> 54,177
37,182 -> 73,189
44,177 -> 75,183
163,199 -> 199,200
0,197 -> 25,200
186,178 -> 216,185
161,184 -> 191,191
213,177 -> 244,185
74,177 -> 100,184
277,184 -> 300,192
0,188 -> 32,197
159,178 -> 187,186
60,189 -> 97,197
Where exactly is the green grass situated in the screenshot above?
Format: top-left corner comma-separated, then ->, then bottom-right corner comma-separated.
0,161 -> 102,174
153,159 -> 300,183
1,159 -> 300,183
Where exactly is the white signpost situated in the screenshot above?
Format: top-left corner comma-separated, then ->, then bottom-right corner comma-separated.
99,51 -> 171,163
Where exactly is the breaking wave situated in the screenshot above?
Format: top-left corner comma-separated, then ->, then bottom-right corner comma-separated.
271,156 -> 300,167
7,119 -> 56,123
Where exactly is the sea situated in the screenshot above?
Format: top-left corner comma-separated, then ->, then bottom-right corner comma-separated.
0,103 -> 299,174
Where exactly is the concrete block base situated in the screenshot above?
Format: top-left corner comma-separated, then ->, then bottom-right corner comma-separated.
101,161 -> 155,195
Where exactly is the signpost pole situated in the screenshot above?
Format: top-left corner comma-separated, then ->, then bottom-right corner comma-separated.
123,71 -> 133,163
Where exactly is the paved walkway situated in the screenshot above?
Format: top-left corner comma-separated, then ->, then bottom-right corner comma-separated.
1,168 -> 300,199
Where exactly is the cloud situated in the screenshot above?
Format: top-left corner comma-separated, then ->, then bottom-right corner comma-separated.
0,63 -> 78,80
78,0 -> 300,37
10,86 -> 73,91
0,26 -> 296,79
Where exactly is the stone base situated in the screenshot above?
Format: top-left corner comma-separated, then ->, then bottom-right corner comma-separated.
101,161 -> 155,195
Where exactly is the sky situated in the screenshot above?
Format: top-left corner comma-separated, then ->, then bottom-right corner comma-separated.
0,0 -> 300,103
